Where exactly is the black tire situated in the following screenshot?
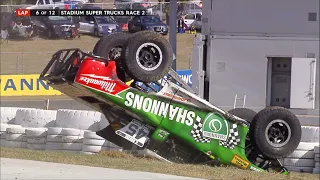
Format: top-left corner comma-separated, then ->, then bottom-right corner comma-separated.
250,106 -> 301,159
92,36 -> 105,54
92,32 -> 132,82
122,31 -> 173,83
228,108 -> 257,156
228,108 -> 257,123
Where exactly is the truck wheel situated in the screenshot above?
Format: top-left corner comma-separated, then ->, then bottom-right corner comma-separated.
228,108 -> 257,156
122,31 -> 173,83
92,37 -> 104,53
228,108 -> 257,123
250,106 -> 301,159
93,32 -> 132,82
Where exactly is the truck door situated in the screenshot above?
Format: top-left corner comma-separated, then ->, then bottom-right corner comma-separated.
78,16 -> 89,33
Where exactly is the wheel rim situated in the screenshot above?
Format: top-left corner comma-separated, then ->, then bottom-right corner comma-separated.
135,42 -> 163,71
265,119 -> 291,148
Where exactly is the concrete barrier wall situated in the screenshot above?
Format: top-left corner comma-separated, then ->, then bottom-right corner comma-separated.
0,107 -> 319,174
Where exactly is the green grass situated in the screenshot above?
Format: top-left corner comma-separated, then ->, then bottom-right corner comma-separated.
0,147 -> 318,180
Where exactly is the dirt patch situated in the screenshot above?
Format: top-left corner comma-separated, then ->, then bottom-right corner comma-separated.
0,34 -> 194,75
1,147 -> 319,180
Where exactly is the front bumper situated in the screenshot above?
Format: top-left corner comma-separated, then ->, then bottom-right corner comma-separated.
53,25 -> 77,37
97,28 -> 118,36
151,26 -> 168,35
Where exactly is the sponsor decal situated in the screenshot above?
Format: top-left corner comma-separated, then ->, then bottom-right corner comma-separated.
250,166 -> 262,172
230,154 -> 250,169
76,74 -> 128,97
79,74 -> 116,93
124,91 -> 201,126
0,74 -> 62,96
157,129 -> 170,139
202,113 -> 229,141
162,92 -> 190,103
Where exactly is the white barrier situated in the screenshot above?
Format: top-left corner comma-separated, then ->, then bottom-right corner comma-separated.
15,109 -> 57,128
282,142 -> 319,173
301,126 -> 320,142
296,142 -> 320,151
45,128 -> 84,152
0,107 -> 35,124
5,126 -> 27,148
26,128 -> 48,150
55,109 -> 102,131
0,123 -> 9,146
46,127 -> 63,151
47,127 -> 63,135
81,130 -> 115,154
0,107 -> 319,174
314,146 -> 320,174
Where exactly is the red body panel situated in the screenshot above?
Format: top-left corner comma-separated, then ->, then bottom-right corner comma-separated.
74,58 -> 130,96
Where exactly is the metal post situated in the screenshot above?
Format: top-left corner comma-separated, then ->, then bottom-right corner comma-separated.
21,52 -> 24,74
169,0 -> 177,70
16,56 -> 19,74
44,99 -> 50,110
160,1 -> 163,19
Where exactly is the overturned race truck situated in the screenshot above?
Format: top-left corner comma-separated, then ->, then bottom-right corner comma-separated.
39,31 -> 302,174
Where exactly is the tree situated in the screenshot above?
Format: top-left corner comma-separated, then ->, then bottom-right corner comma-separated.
160,0 -> 191,25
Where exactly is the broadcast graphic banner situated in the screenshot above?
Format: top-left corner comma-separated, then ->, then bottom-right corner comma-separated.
16,9 -> 147,17
0,74 -> 63,96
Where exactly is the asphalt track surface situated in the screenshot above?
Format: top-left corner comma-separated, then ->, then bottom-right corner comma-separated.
1,158 -> 205,180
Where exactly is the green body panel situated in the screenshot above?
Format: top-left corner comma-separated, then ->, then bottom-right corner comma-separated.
83,86 -> 264,172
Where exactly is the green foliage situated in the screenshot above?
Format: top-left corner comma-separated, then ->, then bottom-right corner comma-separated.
160,0 -> 191,16
158,0 -> 191,24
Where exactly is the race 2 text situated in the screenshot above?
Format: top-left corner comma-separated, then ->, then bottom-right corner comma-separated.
28,9 -> 147,16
